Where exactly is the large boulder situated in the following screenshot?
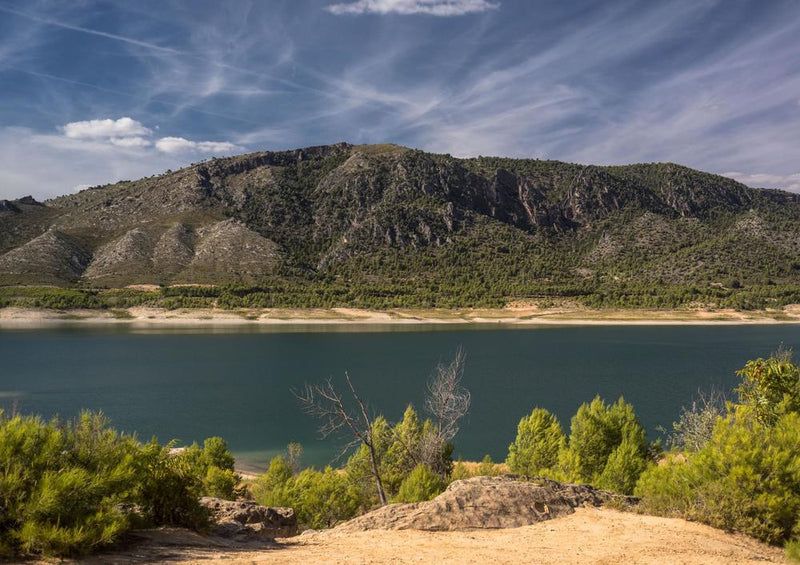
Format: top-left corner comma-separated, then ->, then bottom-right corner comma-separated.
200,497 -> 297,539
337,475 -> 636,532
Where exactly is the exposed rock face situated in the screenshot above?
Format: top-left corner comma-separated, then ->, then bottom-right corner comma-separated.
338,476 -> 634,532
0,230 -> 91,283
200,497 -> 297,539
0,200 -> 20,213
182,220 -> 282,283
153,223 -> 195,276
84,228 -> 155,282
17,196 -> 41,206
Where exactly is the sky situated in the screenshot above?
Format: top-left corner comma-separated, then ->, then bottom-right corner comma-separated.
0,0 -> 799,200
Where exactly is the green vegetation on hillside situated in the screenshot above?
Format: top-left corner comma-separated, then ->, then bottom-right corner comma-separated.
2,144 -> 800,308
3,281 -> 800,311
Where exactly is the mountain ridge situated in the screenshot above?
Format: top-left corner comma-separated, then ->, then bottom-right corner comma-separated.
2,142 -> 800,309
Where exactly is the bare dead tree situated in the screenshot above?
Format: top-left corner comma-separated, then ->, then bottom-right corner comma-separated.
666,387 -> 728,452
425,347 -> 471,443
294,373 -> 388,506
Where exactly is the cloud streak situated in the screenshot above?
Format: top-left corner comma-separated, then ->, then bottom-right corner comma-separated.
326,0 -> 499,16
0,5 -> 180,54
155,136 -> 240,154
723,172 -> 800,193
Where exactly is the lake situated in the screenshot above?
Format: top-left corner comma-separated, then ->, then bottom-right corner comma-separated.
1,323 -> 798,470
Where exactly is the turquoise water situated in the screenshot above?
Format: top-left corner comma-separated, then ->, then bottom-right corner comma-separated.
1,323 -> 798,471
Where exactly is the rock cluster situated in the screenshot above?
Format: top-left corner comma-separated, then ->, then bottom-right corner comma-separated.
200,497 -> 297,539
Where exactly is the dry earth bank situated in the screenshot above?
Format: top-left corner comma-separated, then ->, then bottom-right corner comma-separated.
40,508 -> 784,565
2,305 -> 800,328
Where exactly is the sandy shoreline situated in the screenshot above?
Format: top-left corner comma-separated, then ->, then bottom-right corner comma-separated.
2,305 -> 800,328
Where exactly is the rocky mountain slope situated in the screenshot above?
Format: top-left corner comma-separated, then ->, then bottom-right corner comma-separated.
2,143 -> 799,305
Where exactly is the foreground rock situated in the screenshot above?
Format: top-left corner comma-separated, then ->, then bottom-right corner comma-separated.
338,475 -> 635,532
200,497 -> 297,539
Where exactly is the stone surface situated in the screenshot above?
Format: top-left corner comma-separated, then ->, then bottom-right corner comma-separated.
200,497 -> 297,539
337,475 -> 636,532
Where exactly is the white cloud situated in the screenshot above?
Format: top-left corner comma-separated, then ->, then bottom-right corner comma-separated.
0,123 -> 244,200
154,136 -> 240,154
53,117 -> 240,158
109,136 -> 152,148
722,172 -> 800,193
326,0 -> 499,16
0,127 -> 183,200
60,117 -> 152,139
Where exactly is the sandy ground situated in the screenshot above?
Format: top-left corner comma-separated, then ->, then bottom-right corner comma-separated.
66,507 -> 784,565
2,305 -> 800,328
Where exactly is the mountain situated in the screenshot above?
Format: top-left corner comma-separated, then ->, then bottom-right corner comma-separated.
2,142 -> 800,308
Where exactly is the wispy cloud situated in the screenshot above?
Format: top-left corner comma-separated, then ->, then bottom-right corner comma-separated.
0,5 -> 179,54
155,136 -> 240,154
722,172 -> 800,193
326,0 -> 499,16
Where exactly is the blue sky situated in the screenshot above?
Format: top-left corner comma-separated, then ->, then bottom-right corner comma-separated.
0,0 -> 799,200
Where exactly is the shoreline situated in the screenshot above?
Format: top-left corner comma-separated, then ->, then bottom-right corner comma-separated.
2,305 -> 800,328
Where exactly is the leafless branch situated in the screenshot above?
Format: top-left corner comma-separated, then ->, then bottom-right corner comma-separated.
425,347 -> 471,443
294,372 -> 388,505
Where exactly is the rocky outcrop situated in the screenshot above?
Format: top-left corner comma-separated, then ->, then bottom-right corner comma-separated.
337,476 -> 635,532
200,497 -> 297,539
0,200 -> 20,213
0,229 -> 91,283
180,219 -> 282,283
83,228 -> 155,281
17,196 -> 42,206
153,223 -> 195,276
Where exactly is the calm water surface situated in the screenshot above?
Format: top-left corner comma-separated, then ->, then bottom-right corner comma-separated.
1,323 -> 798,470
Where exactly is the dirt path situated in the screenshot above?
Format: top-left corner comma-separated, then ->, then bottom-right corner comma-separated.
73,507 -> 784,565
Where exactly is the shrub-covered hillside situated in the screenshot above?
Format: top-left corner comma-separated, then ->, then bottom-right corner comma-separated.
2,143 -> 800,309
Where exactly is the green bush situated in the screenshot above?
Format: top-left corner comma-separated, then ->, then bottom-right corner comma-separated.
560,396 -> 647,487
129,440 -> 209,531
596,436 -> 648,494
636,352 -> 800,544
292,467 -> 362,529
252,455 -> 362,529
0,411 -> 233,557
637,412 -> 800,543
204,466 -> 239,499
201,437 -> 236,471
396,464 -> 446,503
735,351 -> 800,425
506,408 -> 565,476
251,455 -> 294,507
345,406 -> 452,503
786,538 -> 800,563
475,454 -> 502,477
0,412 -> 137,557
179,437 -> 239,500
